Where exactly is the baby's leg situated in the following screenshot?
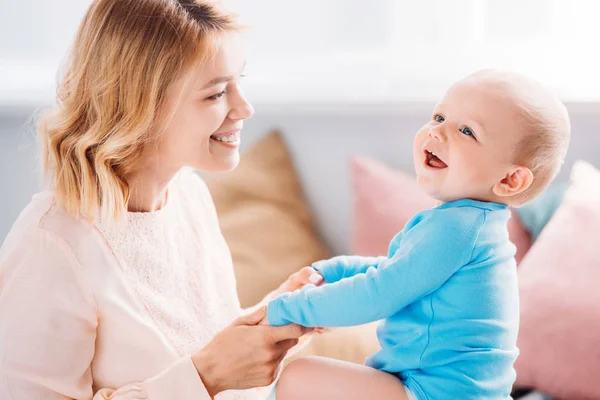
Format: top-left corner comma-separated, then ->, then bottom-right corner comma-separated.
276,356 -> 411,400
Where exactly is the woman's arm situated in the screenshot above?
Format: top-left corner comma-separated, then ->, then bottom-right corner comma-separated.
0,228 -> 214,400
0,228 -> 311,399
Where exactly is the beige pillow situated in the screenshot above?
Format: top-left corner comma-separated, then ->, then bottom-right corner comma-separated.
205,131 -> 330,308
206,131 -> 379,366
287,322 -> 381,366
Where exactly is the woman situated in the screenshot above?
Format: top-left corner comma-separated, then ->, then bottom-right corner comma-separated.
0,1 -> 313,399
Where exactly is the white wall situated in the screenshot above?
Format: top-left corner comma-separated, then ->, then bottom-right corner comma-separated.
2,1 -> 600,107
1,0 -> 599,250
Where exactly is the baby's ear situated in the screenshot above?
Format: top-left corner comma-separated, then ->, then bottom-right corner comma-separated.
492,166 -> 533,198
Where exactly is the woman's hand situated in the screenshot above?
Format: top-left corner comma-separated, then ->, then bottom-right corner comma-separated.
192,306 -> 311,397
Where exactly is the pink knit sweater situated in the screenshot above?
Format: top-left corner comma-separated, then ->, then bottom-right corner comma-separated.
0,168 -> 263,400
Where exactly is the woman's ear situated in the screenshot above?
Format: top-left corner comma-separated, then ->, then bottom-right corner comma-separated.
492,166 -> 534,198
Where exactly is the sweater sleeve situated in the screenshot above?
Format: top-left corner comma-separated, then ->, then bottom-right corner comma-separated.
312,255 -> 387,283
267,210 -> 485,328
0,228 -> 212,400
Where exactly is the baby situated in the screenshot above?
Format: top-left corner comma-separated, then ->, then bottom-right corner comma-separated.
264,69 -> 571,400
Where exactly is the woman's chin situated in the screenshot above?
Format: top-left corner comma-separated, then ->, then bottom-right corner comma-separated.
220,158 -> 240,172
194,154 -> 240,173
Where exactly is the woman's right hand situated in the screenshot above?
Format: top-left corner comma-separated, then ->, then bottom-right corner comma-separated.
191,306 -> 311,397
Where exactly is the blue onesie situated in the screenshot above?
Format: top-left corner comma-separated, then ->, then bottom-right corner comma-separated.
267,199 -> 519,399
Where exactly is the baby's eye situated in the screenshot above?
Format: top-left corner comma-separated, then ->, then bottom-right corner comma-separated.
434,114 -> 445,123
460,126 -> 475,137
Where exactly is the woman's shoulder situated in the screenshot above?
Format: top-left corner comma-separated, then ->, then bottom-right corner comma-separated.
1,191 -> 109,276
0,192 -> 99,308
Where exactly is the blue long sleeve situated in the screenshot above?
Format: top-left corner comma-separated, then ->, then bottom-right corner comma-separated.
312,255 -> 387,283
267,199 -> 519,400
268,209 -> 482,328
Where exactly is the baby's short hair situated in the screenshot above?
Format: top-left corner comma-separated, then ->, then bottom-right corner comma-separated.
469,70 -> 571,205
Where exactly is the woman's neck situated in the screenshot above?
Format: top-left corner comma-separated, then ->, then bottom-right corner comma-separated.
126,166 -> 180,213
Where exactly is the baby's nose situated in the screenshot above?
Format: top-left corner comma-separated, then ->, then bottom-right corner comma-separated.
428,127 -> 448,143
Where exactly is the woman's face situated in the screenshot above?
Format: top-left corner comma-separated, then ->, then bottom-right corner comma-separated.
151,33 -> 253,173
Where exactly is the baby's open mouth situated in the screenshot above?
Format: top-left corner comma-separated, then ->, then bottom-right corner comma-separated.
425,150 -> 448,169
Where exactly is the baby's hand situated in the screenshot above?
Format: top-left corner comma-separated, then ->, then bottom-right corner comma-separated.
278,266 -> 324,294
262,267 -> 328,332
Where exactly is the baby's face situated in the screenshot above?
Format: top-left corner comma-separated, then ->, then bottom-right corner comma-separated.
413,78 -> 525,203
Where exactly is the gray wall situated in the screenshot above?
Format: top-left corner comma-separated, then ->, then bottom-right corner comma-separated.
0,108 -> 43,241
1,102 -> 598,253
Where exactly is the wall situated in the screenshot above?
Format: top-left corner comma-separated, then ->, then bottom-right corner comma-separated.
1,102 -> 598,253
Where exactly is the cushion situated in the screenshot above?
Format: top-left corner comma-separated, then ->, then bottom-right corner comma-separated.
205,131 -> 329,308
286,322 -> 381,366
351,155 -> 533,264
516,181 -> 569,240
514,160 -> 600,399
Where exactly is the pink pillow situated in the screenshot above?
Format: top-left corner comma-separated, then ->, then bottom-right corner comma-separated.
351,156 -> 532,264
514,161 -> 600,399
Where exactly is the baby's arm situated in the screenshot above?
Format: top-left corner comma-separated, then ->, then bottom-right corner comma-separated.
313,231 -> 403,283
267,211 -> 483,328
312,255 -> 387,283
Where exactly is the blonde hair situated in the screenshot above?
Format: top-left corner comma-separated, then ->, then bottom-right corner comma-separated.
39,0 -> 238,224
513,97 -> 571,204
469,70 -> 571,205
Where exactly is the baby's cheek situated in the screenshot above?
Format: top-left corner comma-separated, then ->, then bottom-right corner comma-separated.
462,156 -> 502,192
464,163 -> 488,184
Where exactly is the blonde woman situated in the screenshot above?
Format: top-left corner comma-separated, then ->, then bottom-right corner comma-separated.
0,1 -> 315,399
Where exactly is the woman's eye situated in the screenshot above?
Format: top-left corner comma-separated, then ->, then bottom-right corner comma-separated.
207,90 -> 226,101
434,114 -> 444,123
460,126 -> 475,137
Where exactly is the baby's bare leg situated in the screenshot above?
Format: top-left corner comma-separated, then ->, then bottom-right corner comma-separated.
276,356 -> 410,400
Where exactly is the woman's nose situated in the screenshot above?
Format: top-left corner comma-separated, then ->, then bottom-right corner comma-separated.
228,89 -> 254,121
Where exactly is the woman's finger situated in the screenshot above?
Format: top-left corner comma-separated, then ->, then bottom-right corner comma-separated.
268,324 -> 311,343
276,338 -> 300,352
272,353 -> 287,379
235,306 -> 267,326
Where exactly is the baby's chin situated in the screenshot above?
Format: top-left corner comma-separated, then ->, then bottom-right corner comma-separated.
416,178 -> 467,204
416,178 -> 444,201
416,174 -> 439,192
417,175 -> 507,205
